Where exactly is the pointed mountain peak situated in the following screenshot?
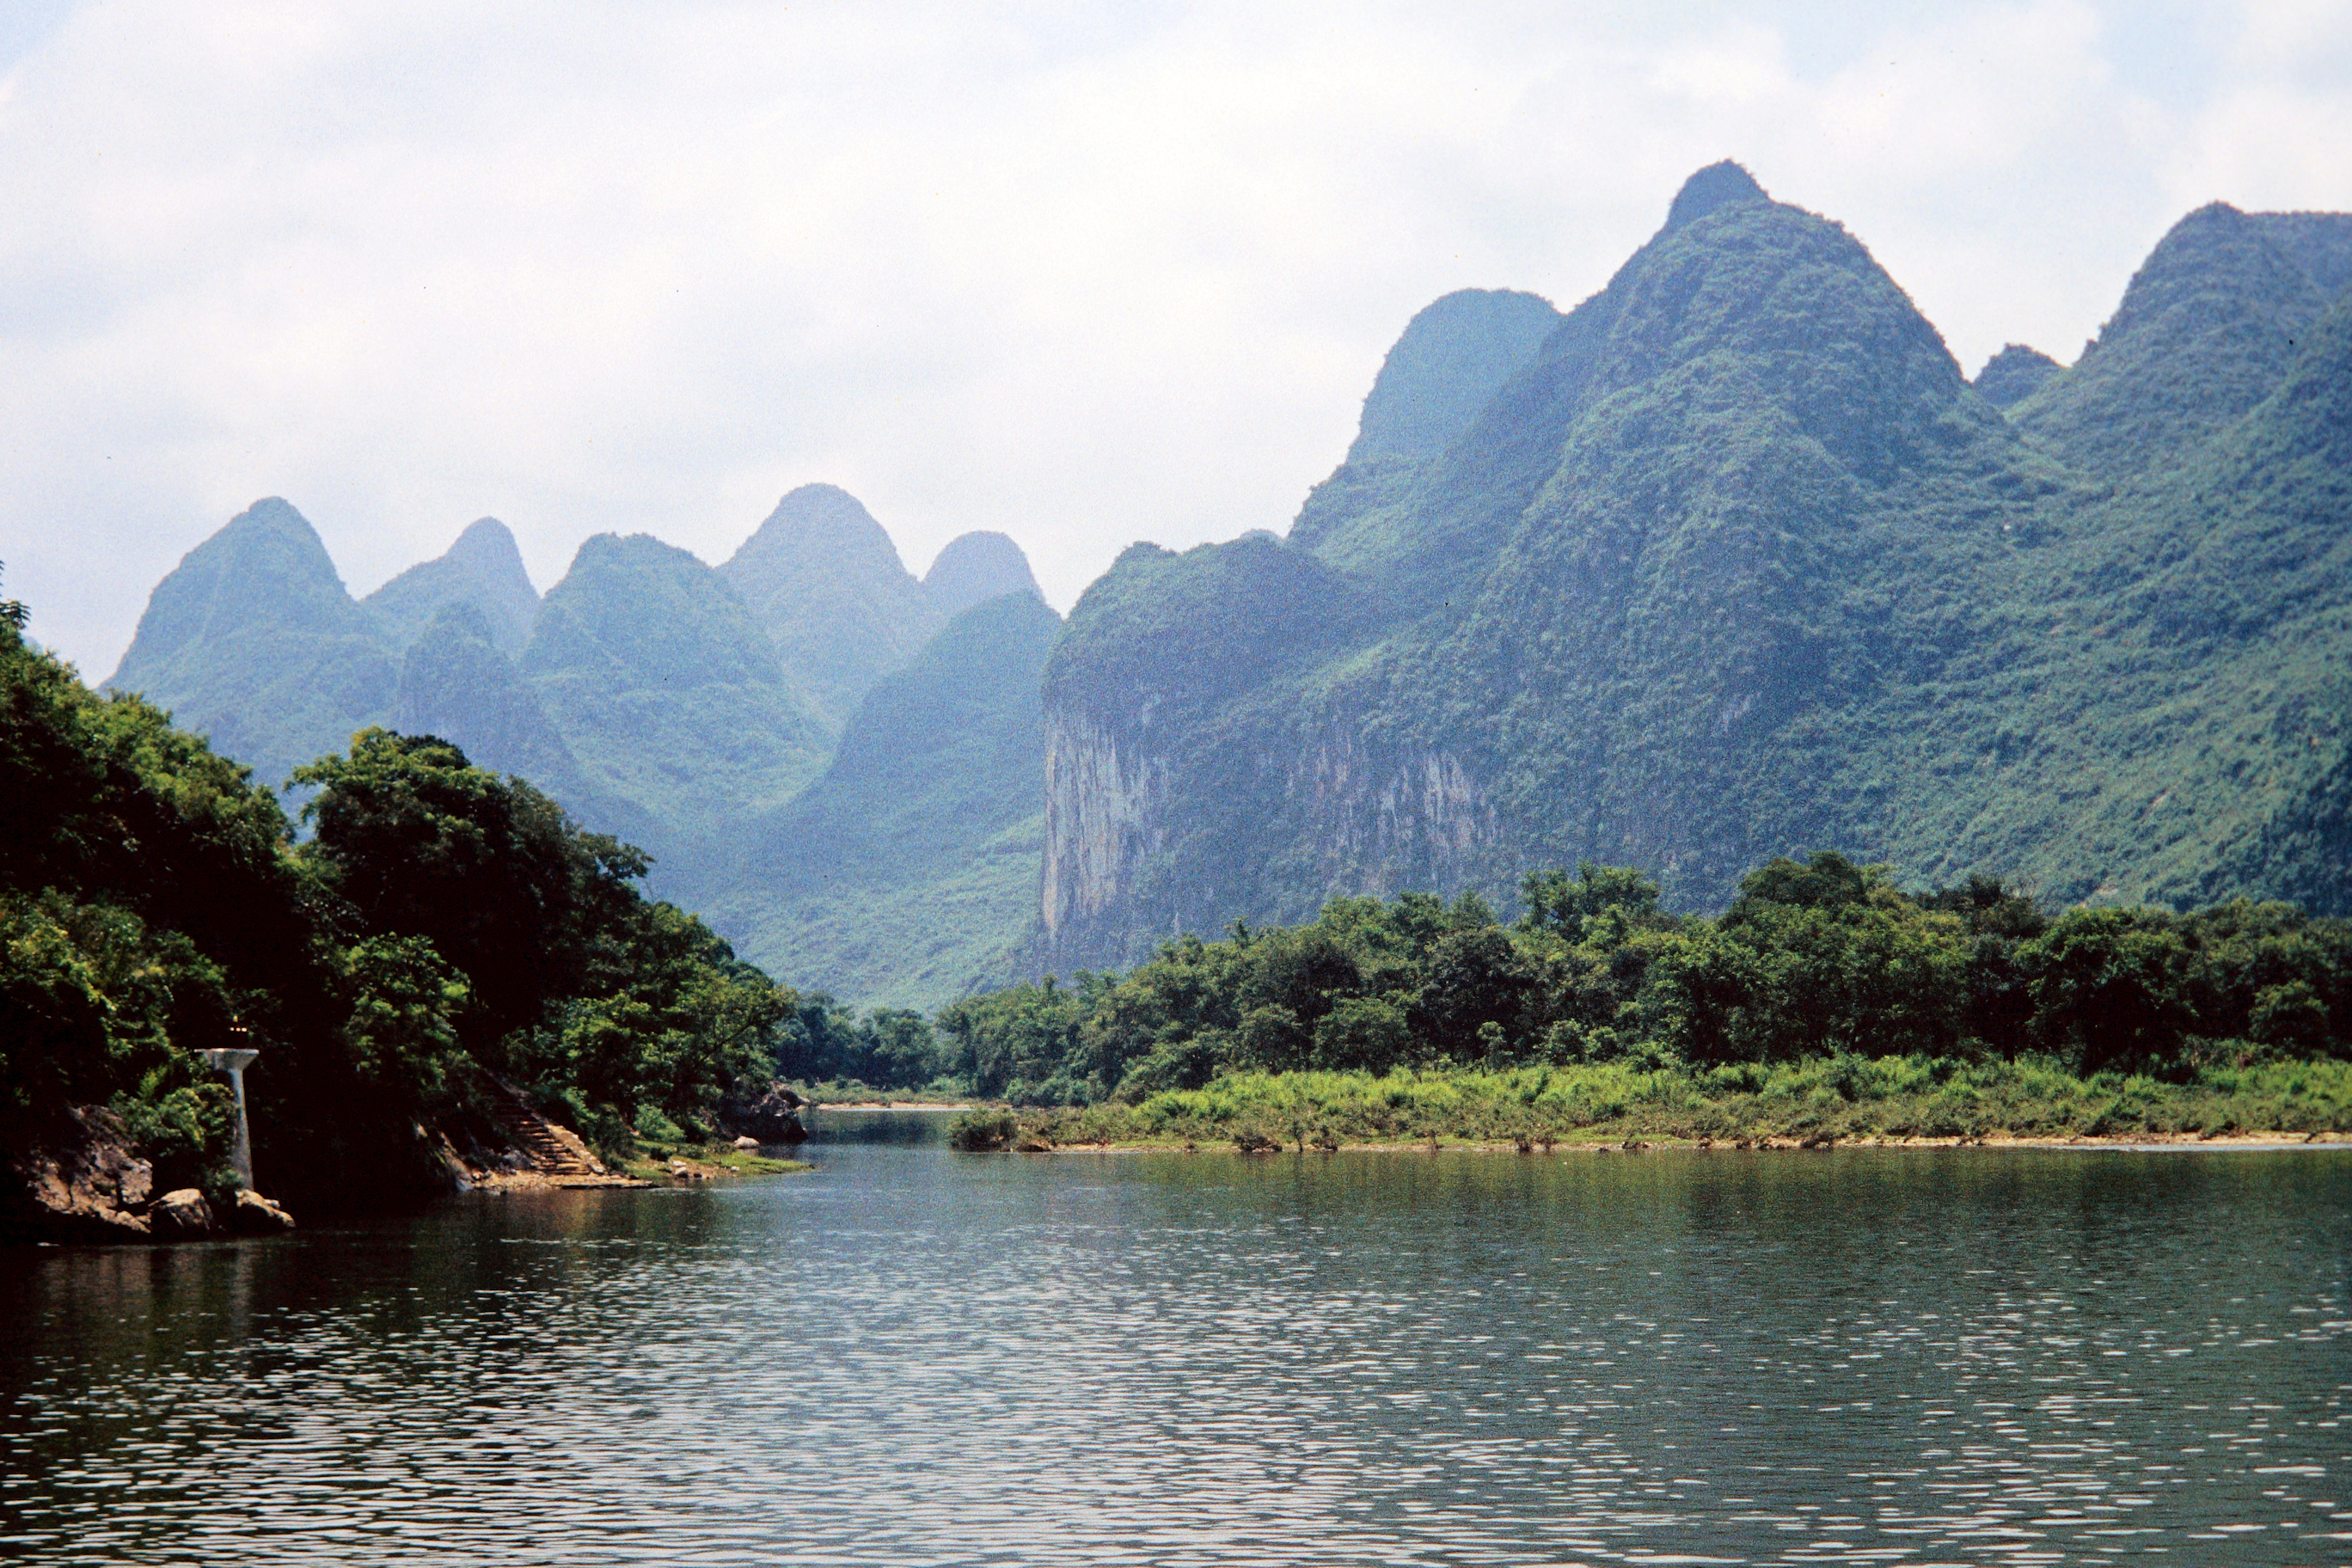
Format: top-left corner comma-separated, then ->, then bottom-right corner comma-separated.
444,518 -> 534,588
924,531 -> 1042,621
719,485 -> 938,726
2019,194 -> 2341,475
1664,161 -> 1768,233
108,498 -> 357,685
208,497 -> 342,581
1343,288 -> 1564,466
1973,344 -> 2064,410
364,515 -> 540,656
728,484 -> 908,573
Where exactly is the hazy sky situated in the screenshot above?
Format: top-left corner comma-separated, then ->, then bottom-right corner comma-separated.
4,1 -> 2349,677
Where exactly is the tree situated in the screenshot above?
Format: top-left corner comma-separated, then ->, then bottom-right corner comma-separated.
1520,862 -> 1665,945
293,729 -> 646,1042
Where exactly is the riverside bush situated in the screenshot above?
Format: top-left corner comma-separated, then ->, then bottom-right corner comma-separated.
931,855 -> 2352,1108
1008,1058 -> 2352,1148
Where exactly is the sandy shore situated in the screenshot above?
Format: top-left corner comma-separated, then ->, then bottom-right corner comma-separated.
464,1170 -> 654,1190
1002,1130 -> 2352,1154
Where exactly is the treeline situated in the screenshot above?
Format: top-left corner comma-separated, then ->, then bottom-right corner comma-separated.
2,581 -> 789,1210
922,856 -> 2352,1106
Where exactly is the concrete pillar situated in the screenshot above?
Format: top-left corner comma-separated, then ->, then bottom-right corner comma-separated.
198,1046 -> 260,1191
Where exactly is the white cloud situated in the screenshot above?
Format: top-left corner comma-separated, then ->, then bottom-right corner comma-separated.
0,0 -> 2343,677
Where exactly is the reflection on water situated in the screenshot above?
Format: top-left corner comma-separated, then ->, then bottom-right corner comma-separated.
3,1145 -> 2345,1565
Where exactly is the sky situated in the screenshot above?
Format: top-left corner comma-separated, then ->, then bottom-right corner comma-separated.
3,1 -> 2349,679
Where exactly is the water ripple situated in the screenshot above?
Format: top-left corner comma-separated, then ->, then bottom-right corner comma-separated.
3,1136 -> 2346,1565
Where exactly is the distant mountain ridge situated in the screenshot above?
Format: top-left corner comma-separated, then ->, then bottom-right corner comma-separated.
100,164 -> 2352,1011
104,490 -> 1053,1004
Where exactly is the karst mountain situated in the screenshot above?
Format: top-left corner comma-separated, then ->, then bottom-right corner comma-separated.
103,162 -> 2352,1005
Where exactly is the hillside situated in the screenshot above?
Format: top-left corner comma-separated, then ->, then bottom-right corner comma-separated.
95,164 -> 2352,1007
102,489 -> 1053,1010
1032,164 -> 2352,974
684,590 -> 1062,1010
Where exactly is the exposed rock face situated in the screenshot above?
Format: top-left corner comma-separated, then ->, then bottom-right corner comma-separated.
4,1108 -> 156,1242
150,1188 -> 213,1237
231,1189 -> 296,1234
1279,729 -> 1500,895
1039,708 -> 1171,942
3,1106 -> 297,1244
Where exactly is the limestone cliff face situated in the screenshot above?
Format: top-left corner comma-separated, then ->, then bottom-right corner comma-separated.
1039,707 -> 1170,941
1279,727 -> 1499,897
1035,690 -> 1504,972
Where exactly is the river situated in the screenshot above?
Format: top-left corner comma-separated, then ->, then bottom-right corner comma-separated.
3,1114 -> 2346,1565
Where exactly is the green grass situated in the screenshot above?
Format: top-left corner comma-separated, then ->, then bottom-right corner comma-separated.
622,1138 -> 813,1178
997,1056 -> 2352,1150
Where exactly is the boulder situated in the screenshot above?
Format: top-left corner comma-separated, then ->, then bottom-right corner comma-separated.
230,1190 -> 296,1234
732,1136 -> 761,1151
150,1188 -> 215,1237
715,1086 -> 808,1144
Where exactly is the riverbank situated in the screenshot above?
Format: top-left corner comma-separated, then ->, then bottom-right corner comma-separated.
979,1056 -> 2352,1152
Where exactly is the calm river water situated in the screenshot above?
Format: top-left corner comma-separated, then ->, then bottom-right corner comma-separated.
3,1116 -> 2347,1566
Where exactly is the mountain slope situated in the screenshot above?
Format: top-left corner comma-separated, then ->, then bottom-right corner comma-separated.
719,485 -> 943,726
364,517 -> 540,655
695,591 -> 1063,1010
2014,204 -> 2352,478
1028,166 -> 2352,975
522,533 -> 832,839
923,531 -> 1042,621
105,498 -> 398,785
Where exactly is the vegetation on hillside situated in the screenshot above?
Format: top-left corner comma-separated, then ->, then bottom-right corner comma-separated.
2,586 -> 796,1213
683,591 -> 1062,1012
783,847 -> 2352,1146
1032,168 -> 2352,976
936,854 -> 2349,1106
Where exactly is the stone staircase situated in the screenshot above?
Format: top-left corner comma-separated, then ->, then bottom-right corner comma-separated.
481,1077 -> 606,1178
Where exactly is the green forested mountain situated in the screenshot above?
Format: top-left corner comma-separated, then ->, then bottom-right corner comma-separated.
521,531 -> 831,838
365,517 -> 541,656
101,489 -> 1050,1011
106,499 -> 400,786
1971,345 -> 2061,409
92,162 -> 2352,1014
922,529 -> 1044,621
1033,162 -> 2352,974
718,484 -> 944,726
683,590 -> 1062,1011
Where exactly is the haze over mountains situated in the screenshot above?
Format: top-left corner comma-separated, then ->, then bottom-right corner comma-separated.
103,162 -> 2352,1008
106,484 -> 1051,1005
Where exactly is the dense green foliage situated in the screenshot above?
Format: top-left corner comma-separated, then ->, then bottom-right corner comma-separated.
1014,1056 -> 2352,1149
940,853 -> 2352,1107
3,597 -> 795,1207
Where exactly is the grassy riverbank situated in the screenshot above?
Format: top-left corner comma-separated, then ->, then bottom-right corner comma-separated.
619,1137 -> 813,1179
972,1057 -> 2352,1150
